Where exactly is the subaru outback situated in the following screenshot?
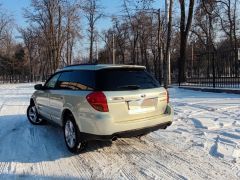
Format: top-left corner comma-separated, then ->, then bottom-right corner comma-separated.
27,64 -> 173,153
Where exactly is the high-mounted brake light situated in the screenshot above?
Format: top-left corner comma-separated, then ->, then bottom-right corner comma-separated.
86,91 -> 109,112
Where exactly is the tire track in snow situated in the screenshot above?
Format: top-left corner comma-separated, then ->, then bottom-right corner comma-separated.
113,139 -> 188,180
69,156 -> 92,178
173,100 -> 240,118
173,101 -> 239,117
138,133 -> 237,179
110,142 -> 150,180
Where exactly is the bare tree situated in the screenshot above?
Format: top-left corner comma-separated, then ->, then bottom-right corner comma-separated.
0,5 -> 14,46
216,0 -> 239,76
163,0 -> 174,87
19,27 -> 36,81
82,0 -> 103,63
64,1 -> 81,65
22,0 -> 82,77
178,0 -> 195,84
112,18 -> 129,64
24,0 -> 65,73
98,0 -> 167,83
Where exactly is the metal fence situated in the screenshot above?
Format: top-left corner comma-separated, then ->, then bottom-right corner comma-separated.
1,50 -> 240,89
181,50 -> 240,88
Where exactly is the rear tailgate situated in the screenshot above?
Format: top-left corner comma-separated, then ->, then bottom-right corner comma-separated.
105,88 -> 167,122
95,67 -> 168,122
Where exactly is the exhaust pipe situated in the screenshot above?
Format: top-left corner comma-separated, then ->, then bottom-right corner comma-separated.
112,136 -> 118,141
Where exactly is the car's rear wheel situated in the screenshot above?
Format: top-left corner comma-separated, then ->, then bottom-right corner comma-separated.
27,104 -> 44,125
63,114 -> 86,153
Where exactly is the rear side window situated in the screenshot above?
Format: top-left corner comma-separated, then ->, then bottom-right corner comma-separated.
56,71 -> 95,90
96,68 -> 160,91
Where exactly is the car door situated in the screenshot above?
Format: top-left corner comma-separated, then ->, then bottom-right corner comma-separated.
35,89 -> 49,119
36,73 -> 61,120
48,71 -> 71,124
48,70 -> 95,125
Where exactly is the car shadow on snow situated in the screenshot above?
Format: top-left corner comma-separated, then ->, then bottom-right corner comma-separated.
0,114 -> 112,163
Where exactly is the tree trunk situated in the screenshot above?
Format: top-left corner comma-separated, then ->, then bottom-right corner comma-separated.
178,0 -> 195,84
89,28 -> 94,63
164,0 -> 173,88
179,34 -> 187,83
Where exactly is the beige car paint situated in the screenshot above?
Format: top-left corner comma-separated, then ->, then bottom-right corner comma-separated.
33,64 -> 173,136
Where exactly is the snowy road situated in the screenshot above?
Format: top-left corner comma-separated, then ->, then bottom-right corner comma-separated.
0,83 -> 239,179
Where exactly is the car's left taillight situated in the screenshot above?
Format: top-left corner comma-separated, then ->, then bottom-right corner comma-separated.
86,91 -> 109,112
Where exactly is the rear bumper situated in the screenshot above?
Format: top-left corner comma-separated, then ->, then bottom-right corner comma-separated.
79,121 -> 172,141
76,104 -> 173,141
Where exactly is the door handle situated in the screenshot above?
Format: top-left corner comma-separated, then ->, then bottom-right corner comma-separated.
50,96 -> 63,100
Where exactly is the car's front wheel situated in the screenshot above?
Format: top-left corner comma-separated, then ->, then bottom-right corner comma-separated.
63,115 -> 86,153
27,104 -> 44,125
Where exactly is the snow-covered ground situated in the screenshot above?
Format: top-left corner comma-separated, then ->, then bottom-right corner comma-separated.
0,83 -> 239,179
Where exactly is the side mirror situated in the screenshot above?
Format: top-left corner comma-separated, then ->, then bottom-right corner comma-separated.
34,84 -> 44,90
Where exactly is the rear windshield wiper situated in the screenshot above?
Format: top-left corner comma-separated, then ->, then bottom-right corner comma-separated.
117,85 -> 141,90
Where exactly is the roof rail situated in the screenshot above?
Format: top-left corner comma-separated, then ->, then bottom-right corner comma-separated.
63,62 -> 98,68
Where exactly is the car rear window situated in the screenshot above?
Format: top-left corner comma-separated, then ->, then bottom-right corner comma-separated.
95,68 -> 160,91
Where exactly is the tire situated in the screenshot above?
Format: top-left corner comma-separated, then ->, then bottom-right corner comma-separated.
27,104 -> 44,125
63,114 -> 86,153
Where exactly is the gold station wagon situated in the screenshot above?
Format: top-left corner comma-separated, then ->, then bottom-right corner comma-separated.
27,64 -> 173,153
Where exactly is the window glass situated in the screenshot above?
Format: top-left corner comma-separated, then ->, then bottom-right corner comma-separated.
45,73 -> 61,89
96,68 -> 160,91
56,71 -> 95,90
56,72 -> 71,89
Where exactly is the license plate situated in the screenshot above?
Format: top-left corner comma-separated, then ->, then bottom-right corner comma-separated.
141,98 -> 157,108
128,98 -> 157,110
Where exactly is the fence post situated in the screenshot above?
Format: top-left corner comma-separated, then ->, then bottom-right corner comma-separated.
212,52 -> 216,88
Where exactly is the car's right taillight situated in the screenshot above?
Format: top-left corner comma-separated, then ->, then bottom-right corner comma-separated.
86,91 -> 109,112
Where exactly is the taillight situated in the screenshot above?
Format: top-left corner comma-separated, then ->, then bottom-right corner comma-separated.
86,91 -> 109,112
166,89 -> 169,104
